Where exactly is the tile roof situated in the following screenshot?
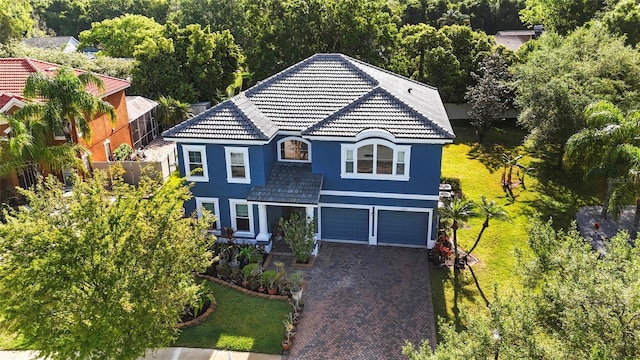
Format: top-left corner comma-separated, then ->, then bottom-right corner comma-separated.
247,163 -> 324,205
302,87 -> 452,139
163,100 -> 271,140
163,53 -> 454,142
0,58 -> 130,99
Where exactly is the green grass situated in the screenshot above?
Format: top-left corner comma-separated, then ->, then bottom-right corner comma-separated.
173,282 -> 291,354
431,121 -> 600,335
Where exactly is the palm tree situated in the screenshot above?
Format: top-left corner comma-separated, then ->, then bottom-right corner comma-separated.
0,112 -> 86,189
156,96 -> 193,130
21,67 -> 116,143
465,196 -> 509,261
437,9 -> 471,27
439,197 -> 478,263
564,101 -> 640,219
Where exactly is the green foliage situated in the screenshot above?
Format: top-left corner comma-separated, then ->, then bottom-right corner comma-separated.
244,0 -> 399,83
79,14 -> 163,58
602,0 -> 640,46
170,0 -> 248,46
280,213 -> 316,263
0,43 -> 134,79
392,24 -> 495,103
131,23 -> 243,103
156,95 -> 194,129
409,218 -> 640,358
113,143 -> 133,161
0,0 -> 34,43
0,171 -> 214,360
22,66 -> 115,143
465,51 -> 513,142
513,24 -> 640,165
519,0 -> 606,35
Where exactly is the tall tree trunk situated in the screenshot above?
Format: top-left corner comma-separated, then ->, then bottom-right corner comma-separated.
466,219 -> 489,260
556,143 -> 565,169
601,178 -> 614,219
452,222 -> 459,261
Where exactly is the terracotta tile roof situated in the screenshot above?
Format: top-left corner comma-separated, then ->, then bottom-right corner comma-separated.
0,92 -> 23,109
0,58 -> 130,99
163,53 -> 454,142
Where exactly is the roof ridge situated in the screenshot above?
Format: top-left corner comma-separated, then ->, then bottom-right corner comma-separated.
341,54 -> 439,91
21,57 -> 131,85
231,93 -> 277,139
302,86 -> 453,139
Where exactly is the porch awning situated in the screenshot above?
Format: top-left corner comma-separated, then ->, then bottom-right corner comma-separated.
247,163 -> 323,205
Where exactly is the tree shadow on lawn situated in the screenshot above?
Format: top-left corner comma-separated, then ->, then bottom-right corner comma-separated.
430,266 -> 482,340
451,120 -> 529,174
520,161 -> 602,230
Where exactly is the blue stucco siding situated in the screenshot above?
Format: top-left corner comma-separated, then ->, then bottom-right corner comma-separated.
310,140 -> 443,195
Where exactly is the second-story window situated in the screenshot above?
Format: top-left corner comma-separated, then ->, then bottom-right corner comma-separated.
225,147 -> 251,184
277,137 -> 311,162
341,139 -> 410,181
182,145 -> 209,182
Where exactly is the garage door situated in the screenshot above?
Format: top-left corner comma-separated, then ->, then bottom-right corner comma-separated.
321,207 -> 370,242
377,210 -> 429,246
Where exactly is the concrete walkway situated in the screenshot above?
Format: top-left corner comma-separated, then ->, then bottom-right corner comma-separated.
0,348 -> 281,360
285,242 -> 436,360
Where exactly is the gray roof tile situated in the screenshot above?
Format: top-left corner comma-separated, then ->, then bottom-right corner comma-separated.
302,87 -> 452,139
163,53 -> 454,141
247,163 -> 323,204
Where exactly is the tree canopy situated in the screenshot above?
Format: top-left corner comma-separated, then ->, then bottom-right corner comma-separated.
602,0 -> 640,46
131,23 -> 243,103
0,171 -> 214,360
0,0 -> 34,43
404,218 -> 640,359
79,14 -> 163,58
513,24 -> 640,166
519,0 -> 607,35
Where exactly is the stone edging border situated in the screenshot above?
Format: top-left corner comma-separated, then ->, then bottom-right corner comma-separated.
197,274 -> 289,301
176,293 -> 216,329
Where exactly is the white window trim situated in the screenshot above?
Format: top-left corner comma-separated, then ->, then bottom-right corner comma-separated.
224,147 -> 251,184
277,136 -> 312,163
341,139 -> 411,181
229,199 -> 254,237
182,145 -> 209,182
196,197 -> 221,233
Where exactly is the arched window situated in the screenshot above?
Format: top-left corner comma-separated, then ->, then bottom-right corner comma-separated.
278,137 -> 311,162
341,139 -> 410,180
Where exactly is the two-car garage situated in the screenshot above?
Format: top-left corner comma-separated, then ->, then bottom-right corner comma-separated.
319,205 -> 433,247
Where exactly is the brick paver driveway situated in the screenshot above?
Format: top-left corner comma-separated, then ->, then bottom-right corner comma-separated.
286,242 -> 436,360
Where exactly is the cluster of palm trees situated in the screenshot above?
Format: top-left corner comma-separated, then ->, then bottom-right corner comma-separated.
0,67 -> 115,198
564,100 -> 640,234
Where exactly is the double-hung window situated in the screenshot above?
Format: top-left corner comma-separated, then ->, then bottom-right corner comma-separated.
224,147 -> 251,184
229,199 -> 254,236
195,197 -> 221,232
341,139 -> 410,180
182,145 -> 209,181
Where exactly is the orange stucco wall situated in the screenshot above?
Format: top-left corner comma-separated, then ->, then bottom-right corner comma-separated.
80,90 -> 133,162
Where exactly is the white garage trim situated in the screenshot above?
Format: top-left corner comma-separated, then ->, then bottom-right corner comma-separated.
318,203 -> 375,244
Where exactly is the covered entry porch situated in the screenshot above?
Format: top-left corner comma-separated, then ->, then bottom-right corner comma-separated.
247,162 -> 323,253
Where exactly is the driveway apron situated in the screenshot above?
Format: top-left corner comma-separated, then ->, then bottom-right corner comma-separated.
286,242 -> 436,360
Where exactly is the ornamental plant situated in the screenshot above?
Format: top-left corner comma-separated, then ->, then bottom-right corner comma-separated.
280,213 -> 315,263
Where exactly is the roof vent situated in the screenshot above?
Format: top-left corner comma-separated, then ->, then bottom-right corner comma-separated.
45,67 -> 57,72
408,88 -> 412,93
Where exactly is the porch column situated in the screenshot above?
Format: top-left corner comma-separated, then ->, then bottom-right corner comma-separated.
256,204 -> 270,242
306,206 -> 319,256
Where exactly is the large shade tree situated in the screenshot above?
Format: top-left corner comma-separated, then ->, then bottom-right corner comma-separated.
513,24 -> 640,167
0,170 -> 214,360
519,0 -> 607,35
0,0 -> 34,43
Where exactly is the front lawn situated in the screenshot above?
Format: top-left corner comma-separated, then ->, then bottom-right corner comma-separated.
431,121 -> 600,334
173,281 -> 291,354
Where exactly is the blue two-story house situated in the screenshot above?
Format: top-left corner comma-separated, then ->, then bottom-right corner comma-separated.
162,53 -> 455,252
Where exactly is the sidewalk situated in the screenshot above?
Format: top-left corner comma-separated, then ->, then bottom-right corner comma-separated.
0,348 -> 282,360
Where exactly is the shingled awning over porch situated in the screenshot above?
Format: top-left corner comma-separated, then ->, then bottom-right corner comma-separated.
247,162 -> 323,205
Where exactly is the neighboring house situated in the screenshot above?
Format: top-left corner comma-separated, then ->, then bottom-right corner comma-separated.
493,26 -> 544,51
23,36 -> 80,53
0,58 -> 134,188
163,53 -> 455,251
